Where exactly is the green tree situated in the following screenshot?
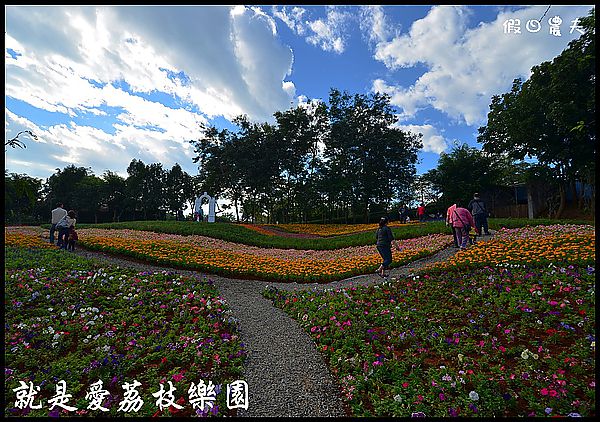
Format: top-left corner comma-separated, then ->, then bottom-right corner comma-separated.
164,163 -> 188,217
44,165 -> 90,213
422,143 -> 512,208
101,171 -> 127,222
273,101 -> 329,223
477,8 -> 595,218
324,89 -> 422,223
125,159 -> 148,220
5,171 -> 42,224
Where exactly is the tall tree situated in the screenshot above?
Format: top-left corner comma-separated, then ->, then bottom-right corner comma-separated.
101,171 -> 127,222
422,143 -> 513,208
164,163 -> 188,217
5,171 -> 42,224
477,8 -> 595,218
125,159 -> 148,220
72,175 -> 105,223
324,89 -> 422,222
44,165 -> 90,212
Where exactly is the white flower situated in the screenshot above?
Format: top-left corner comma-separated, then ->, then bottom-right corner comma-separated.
393,394 -> 402,403
469,391 -> 479,401
521,350 -> 529,359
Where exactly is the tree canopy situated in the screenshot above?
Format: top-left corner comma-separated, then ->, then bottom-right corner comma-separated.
477,8 -> 595,217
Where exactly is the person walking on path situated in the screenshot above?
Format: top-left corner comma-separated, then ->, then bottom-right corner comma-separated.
448,204 -> 478,250
468,193 -> 491,235
446,203 -> 459,248
375,217 -> 401,278
50,203 -> 67,245
417,203 -> 426,222
58,210 -> 77,250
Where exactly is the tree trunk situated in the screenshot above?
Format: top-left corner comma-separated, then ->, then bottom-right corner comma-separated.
571,180 -> 579,209
555,182 -> 566,219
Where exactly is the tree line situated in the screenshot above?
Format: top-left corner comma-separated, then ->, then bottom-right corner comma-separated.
5,161 -> 201,225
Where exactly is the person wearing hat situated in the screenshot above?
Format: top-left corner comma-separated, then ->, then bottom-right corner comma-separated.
468,193 -> 490,236
375,216 -> 401,278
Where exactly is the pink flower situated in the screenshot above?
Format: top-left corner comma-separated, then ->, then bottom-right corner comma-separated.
172,373 -> 184,382
499,346 -> 506,352
548,390 -> 558,397
540,388 -> 549,396
402,382 -> 409,388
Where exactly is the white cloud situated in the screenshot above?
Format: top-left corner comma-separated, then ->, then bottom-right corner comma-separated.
371,5 -> 594,126
271,5 -> 307,36
5,5 -> 296,125
306,7 -> 352,54
272,5 -> 353,54
396,123 -> 449,154
5,107 -> 202,181
359,5 -> 397,45
5,5 -> 300,180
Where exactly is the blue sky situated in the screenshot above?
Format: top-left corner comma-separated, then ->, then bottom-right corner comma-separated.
5,5 -> 594,186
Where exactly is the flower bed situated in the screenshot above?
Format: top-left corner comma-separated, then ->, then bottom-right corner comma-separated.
263,225 -> 596,417
426,224 -> 595,271
5,227 -> 452,283
76,231 -> 451,283
4,246 -> 247,417
272,222 -> 420,237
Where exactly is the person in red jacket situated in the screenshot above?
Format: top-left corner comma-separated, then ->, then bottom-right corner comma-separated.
417,203 -> 426,222
446,203 -> 459,248
448,203 -> 478,250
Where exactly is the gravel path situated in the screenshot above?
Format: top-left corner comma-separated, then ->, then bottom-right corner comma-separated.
69,238 -> 483,417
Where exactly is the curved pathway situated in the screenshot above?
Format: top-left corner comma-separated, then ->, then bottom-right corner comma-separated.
71,240 -> 475,417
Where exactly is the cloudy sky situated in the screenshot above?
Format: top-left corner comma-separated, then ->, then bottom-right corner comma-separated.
5,4 -> 594,185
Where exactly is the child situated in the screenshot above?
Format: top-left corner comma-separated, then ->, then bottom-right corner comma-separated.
67,226 -> 78,251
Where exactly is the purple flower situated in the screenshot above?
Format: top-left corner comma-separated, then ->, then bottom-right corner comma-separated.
545,408 -> 552,414
49,409 -> 60,418
449,408 -> 458,417
469,403 -> 478,413
411,412 -> 426,417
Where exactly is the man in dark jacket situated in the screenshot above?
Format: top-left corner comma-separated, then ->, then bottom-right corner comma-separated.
468,193 -> 490,236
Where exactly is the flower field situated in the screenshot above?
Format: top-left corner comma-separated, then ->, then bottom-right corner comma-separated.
5,222 -> 595,417
263,224 -> 596,417
5,226 -> 453,283
270,221 -> 421,237
426,225 -> 595,271
4,245 -> 247,417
